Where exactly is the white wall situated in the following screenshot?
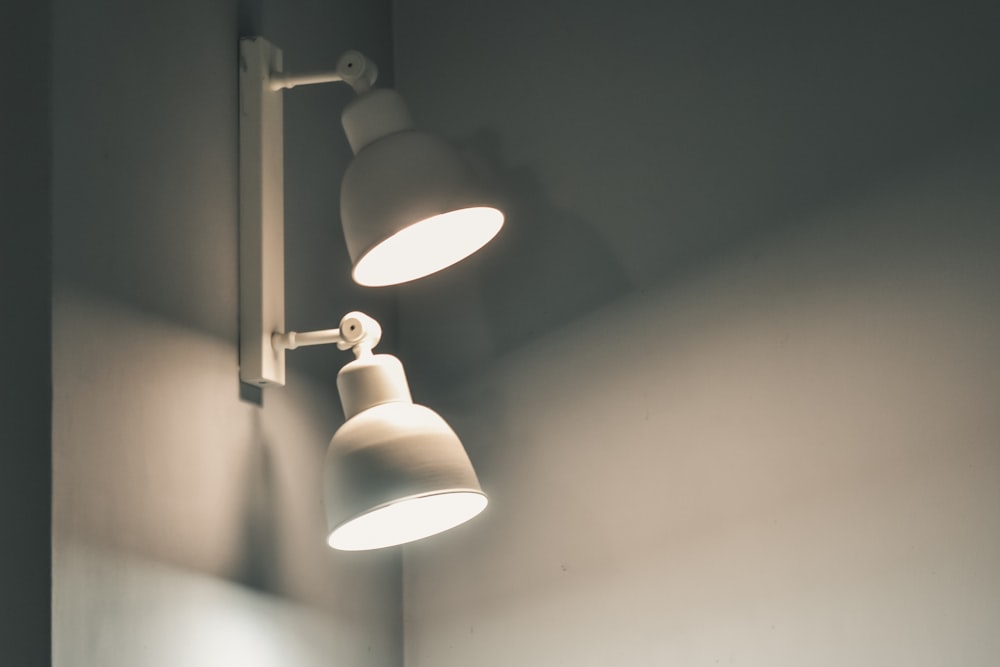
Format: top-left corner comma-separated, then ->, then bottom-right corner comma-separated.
392,0 -> 1000,386
403,140 -> 1000,667
51,0 -> 401,664
53,290 -> 400,666
395,1 -> 1000,664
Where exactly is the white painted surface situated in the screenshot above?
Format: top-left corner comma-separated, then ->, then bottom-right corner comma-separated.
397,3 -> 1000,661
52,289 -> 401,666
403,147 -> 1000,665
50,0 -> 401,664
392,0 -> 1000,389
56,543 -> 388,667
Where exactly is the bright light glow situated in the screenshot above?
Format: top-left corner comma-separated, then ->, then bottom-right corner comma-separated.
328,490 -> 488,551
353,207 -> 504,286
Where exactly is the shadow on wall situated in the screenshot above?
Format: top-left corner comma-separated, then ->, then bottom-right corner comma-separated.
408,134 -> 1000,647
52,287 -> 402,638
234,409 -> 278,593
467,130 -> 634,350
434,123 -> 1000,478
402,111 -> 1000,396
398,129 -> 632,391
392,0 -> 1000,397
52,286 -> 275,579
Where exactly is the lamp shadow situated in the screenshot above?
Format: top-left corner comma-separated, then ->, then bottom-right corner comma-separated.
398,128 -> 632,393
232,410 -> 279,593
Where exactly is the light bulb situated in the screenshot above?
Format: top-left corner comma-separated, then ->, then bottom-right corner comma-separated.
352,207 -> 504,286
328,490 -> 488,550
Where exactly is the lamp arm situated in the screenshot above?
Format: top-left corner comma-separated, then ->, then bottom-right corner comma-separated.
271,311 -> 382,359
269,50 -> 378,94
272,328 -> 342,351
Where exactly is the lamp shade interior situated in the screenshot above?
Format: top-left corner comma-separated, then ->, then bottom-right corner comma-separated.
352,206 -> 504,286
328,490 -> 488,551
341,126 -> 505,288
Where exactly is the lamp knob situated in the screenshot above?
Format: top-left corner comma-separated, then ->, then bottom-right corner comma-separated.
337,50 -> 378,93
338,311 -> 382,356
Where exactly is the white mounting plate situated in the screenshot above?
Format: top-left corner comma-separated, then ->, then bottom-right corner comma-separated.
239,37 -> 286,386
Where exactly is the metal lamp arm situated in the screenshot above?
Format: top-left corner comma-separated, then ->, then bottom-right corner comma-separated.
268,50 -> 378,94
272,311 -> 382,359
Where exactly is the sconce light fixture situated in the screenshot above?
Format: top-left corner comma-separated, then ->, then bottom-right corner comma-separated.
238,37 -> 494,550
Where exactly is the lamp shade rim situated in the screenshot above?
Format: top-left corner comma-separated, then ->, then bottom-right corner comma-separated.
351,206 -> 504,287
327,488 -> 488,551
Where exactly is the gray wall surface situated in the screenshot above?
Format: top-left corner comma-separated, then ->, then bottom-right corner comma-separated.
0,2 -> 52,663
51,0 -> 400,664
395,1 -> 1000,664
404,137 -> 1000,667
35,0 -> 1000,663
393,0 -> 1000,387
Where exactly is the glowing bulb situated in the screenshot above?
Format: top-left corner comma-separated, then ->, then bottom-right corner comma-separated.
352,207 -> 504,287
328,490 -> 488,550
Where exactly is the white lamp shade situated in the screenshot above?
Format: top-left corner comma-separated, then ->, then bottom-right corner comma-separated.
341,126 -> 504,287
325,354 -> 487,550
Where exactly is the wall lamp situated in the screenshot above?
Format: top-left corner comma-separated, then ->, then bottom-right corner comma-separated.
238,37 -> 496,550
